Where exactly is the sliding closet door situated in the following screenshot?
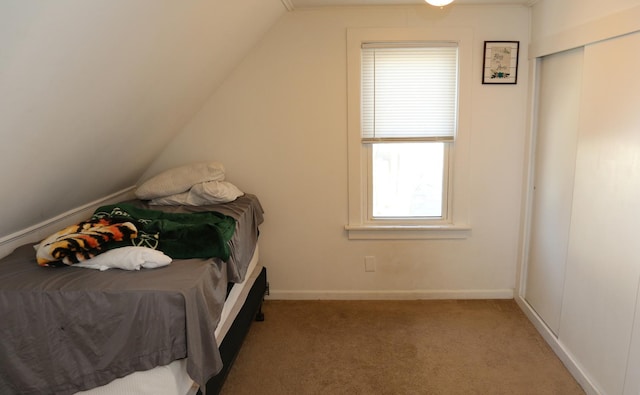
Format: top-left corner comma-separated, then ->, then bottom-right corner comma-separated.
525,48 -> 583,335
625,293 -> 640,395
559,31 -> 640,395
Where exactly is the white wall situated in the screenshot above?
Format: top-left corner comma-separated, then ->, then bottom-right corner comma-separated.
531,0 -> 640,42
0,0 -> 285,239
145,5 -> 531,298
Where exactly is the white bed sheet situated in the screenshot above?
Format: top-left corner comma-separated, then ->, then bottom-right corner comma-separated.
75,246 -> 261,395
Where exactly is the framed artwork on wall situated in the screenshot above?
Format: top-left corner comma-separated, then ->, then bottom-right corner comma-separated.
482,41 -> 519,84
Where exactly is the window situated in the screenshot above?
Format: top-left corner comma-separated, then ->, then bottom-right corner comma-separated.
346,28 -> 472,239
362,43 -> 457,220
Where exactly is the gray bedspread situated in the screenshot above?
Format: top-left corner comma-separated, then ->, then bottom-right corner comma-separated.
0,245 -> 226,395
0,194 -> 264,395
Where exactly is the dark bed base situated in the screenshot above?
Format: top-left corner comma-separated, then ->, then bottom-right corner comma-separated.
198,266 -> 268,395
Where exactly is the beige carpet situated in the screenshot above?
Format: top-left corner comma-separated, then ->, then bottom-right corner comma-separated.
220,300 -> 584,395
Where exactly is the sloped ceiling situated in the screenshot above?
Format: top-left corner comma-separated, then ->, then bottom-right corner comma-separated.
0,0 -> 285,238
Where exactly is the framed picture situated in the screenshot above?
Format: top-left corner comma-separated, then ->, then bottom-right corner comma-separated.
482,41 -> 519,84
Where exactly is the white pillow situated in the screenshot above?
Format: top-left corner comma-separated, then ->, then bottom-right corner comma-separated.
149,180 -> 244,206
73,247 -> 172,271
135,161 -> 225,200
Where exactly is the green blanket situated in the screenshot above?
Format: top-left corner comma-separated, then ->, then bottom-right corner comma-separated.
92,203 -> 236,261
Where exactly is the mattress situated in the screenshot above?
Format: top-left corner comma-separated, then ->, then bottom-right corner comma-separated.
0,195 -> 264,395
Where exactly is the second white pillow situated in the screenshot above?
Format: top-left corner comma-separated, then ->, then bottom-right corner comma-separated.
135,161 -> 225,200
149,180 -> 244,206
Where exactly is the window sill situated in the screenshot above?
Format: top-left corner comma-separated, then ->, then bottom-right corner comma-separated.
344,224 -> 471,240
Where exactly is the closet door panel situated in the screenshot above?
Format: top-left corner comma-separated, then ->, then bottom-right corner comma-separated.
624,290 -> 640,395
560,32 -> 640,395
525,48 -> 583,335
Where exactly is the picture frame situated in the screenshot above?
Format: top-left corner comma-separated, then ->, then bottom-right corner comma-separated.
482,41 -> 519,84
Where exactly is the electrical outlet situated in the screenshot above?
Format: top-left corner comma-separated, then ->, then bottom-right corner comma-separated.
364,256 -> 376,272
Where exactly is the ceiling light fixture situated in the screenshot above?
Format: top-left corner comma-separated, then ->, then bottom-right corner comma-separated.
425,0 -> 454,7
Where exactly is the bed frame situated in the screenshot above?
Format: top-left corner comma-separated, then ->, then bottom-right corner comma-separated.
200,266 -> 268,394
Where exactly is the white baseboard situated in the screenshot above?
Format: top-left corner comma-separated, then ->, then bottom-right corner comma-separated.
514,295 -> 601,395
268,288 -> 514,300
0,187 -> 136,259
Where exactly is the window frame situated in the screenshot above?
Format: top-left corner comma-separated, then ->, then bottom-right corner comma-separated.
345,27 -> 472,240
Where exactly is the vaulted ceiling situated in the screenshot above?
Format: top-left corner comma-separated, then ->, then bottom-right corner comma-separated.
0,0 -> 286,238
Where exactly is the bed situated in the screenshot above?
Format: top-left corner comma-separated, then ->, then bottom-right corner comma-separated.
0,192 -> 266,395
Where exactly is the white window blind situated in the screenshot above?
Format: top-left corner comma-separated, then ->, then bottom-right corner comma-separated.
361,42 -> 458,142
